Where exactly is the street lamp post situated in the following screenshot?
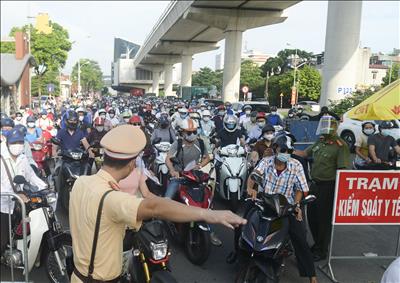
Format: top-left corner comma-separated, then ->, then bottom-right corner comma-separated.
77,59 -> 89,96
287,43 -> 299,106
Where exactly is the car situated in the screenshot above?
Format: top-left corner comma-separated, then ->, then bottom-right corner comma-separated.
297,101 -> 321,112
337,113 -> 400,151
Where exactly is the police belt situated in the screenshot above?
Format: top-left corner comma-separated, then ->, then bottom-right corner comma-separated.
73,268 -> 120,283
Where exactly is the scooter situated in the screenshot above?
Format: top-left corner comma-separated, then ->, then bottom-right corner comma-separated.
121,220 -> 177,283
1,176 -> 73,283
214,144 -> 248,212
170,162 -> 213,265
235,172 -> 316,283
152,138 -> 171,188
52,138 -> 91,212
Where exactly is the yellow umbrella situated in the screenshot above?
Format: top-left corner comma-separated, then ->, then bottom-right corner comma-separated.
347,79 -> 400,120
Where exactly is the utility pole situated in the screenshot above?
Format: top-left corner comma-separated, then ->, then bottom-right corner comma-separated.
78,60 -> 81,95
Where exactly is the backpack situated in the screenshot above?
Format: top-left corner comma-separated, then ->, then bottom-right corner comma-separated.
175,138 -> 206,167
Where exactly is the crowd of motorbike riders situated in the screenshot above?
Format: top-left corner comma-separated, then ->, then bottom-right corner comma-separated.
1,94 -> 399,283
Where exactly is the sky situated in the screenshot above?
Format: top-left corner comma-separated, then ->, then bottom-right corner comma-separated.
1,1 -> 399,76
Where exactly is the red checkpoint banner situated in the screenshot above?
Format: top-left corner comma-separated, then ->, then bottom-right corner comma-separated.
333,170 -> 400,225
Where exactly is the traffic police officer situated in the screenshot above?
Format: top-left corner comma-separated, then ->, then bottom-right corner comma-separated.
70,125 -> 246,282
294,115 -> 350,261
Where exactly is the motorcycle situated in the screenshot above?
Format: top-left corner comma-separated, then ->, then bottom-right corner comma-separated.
152,138 -> 171,188
214,144 -> 248,212
52,138 -> 91,212
1,175 -> 73,283
30,140 -> 51,177
121,220 -> 177,283
170,161 -> 213,265
235,173 -> 316,283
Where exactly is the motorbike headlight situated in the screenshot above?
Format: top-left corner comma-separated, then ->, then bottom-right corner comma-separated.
150,242 -> 168,261
227,147 -> 238,156
71,152 -> 83,160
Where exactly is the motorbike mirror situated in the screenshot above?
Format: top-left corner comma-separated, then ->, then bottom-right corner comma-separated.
250,172 -> 263,187
152,137 -> 162,145
301,194 -> 316,206
51,137 -> 61,145
13,175 -> 27,185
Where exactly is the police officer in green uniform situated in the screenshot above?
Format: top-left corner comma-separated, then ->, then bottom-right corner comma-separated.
295,115 -> 350,261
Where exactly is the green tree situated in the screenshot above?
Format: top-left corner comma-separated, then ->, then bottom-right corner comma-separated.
0,41 -> 15,53
8,22 -> 72,96
240,60 -> 265,95
329,88 -> 379,116
71,59 -> 104,93
192,67 -> 223,91
31,70 -> 60,97
261,48 -> 313,76
296,65 -> 322,101
382,63 -> 400,87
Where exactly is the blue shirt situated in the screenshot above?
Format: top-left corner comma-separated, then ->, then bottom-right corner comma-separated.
25,128 -> 42,143
266,114 -> 283,126
56,128 -> 86,151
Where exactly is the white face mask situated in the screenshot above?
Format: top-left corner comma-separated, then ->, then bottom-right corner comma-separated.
271,111 -> 277,115
203,116 -> 210,122
245,110 -> 251,115
124,118 -> 130,123
8,144 -> 24,156
27,122 -> 35,128
363,128 -> 374,136
78,116 -> 84,121
16,116 -> 22,121
100,114 -> 106,119
41,115 -> 47,119
264,133 -> 274,141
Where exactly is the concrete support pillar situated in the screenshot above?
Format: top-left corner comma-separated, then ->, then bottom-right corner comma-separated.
181,54 -> 192,87
319,1 -> 362,106
164,64 -> 173,96
222,30 -> 243,103
152,70 -> 160,96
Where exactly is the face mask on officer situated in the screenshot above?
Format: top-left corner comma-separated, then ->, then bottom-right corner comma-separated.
8,143 -> 24,156
316,116 -> 338,136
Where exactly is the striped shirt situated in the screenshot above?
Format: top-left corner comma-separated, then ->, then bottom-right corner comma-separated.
254,156 -> 309,204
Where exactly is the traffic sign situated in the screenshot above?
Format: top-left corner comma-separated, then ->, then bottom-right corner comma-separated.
47,83 -> 55,93
242,86 -> 249,93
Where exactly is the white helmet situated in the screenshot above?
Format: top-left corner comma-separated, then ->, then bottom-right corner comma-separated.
223,114 -> 238,133
75,106 -> 86,113
178,107 -> 188,114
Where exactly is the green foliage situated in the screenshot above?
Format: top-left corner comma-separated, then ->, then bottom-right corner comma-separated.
0,41 -> 15,53
382,63 -> 400,87
261,48 -> 313,76
31,70 -> 60,97
296,65 -> 321,101
71,59 -> 104,92
192,67 -> 223,92
240,60 -> 265,92
328,88 -> 379,116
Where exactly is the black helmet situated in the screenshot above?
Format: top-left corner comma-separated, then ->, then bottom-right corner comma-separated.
65,110 -> 78,129
1,117 -> 14,128
270,106 -> 278,112
272,134 -> 294,153
379,121 -> 393,130
26,115 -> 36,123
262,124 -> 275,134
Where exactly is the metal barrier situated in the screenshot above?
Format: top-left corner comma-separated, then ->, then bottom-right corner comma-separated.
1,192 -> 30,283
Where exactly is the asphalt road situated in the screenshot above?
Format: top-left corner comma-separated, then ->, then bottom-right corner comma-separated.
1,197 -> 398,283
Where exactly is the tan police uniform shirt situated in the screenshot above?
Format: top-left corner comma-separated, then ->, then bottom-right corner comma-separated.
70,169 -> 143,282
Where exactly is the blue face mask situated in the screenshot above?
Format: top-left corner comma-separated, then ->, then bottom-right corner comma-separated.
226,123 -> 236,130
277,153 -> 290,163
381,129 -> 391,136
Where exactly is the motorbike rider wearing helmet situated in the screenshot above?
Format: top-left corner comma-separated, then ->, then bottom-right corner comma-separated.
353,121 -> 375,169
368,121 -> 400,169
76,107 -> 91,133
14,111 -> 24,126
244,135 -> 317,283
172,107 -> 189,131
213,105 -> 226,132
0,127 -> 47,254
239,104 -> 252,126
243,111 -> 258,133
25,116 -> 44,144
216,112 -> 245,148
246,112 -> 267,142
250,124 -> 275,163
106,108 -> 120,128
165,119 -> 211,199
143,104 -> 157,126
37,110 -> 55,136
199,110 -> 215,153
151,113 -> 176,144
266,106 -> 283,127
1,117 -> 15,143
121,111 -> 131,124
284,108 -> 300,131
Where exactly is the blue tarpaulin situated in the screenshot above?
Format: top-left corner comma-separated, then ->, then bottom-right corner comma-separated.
289,121 -> 319,150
